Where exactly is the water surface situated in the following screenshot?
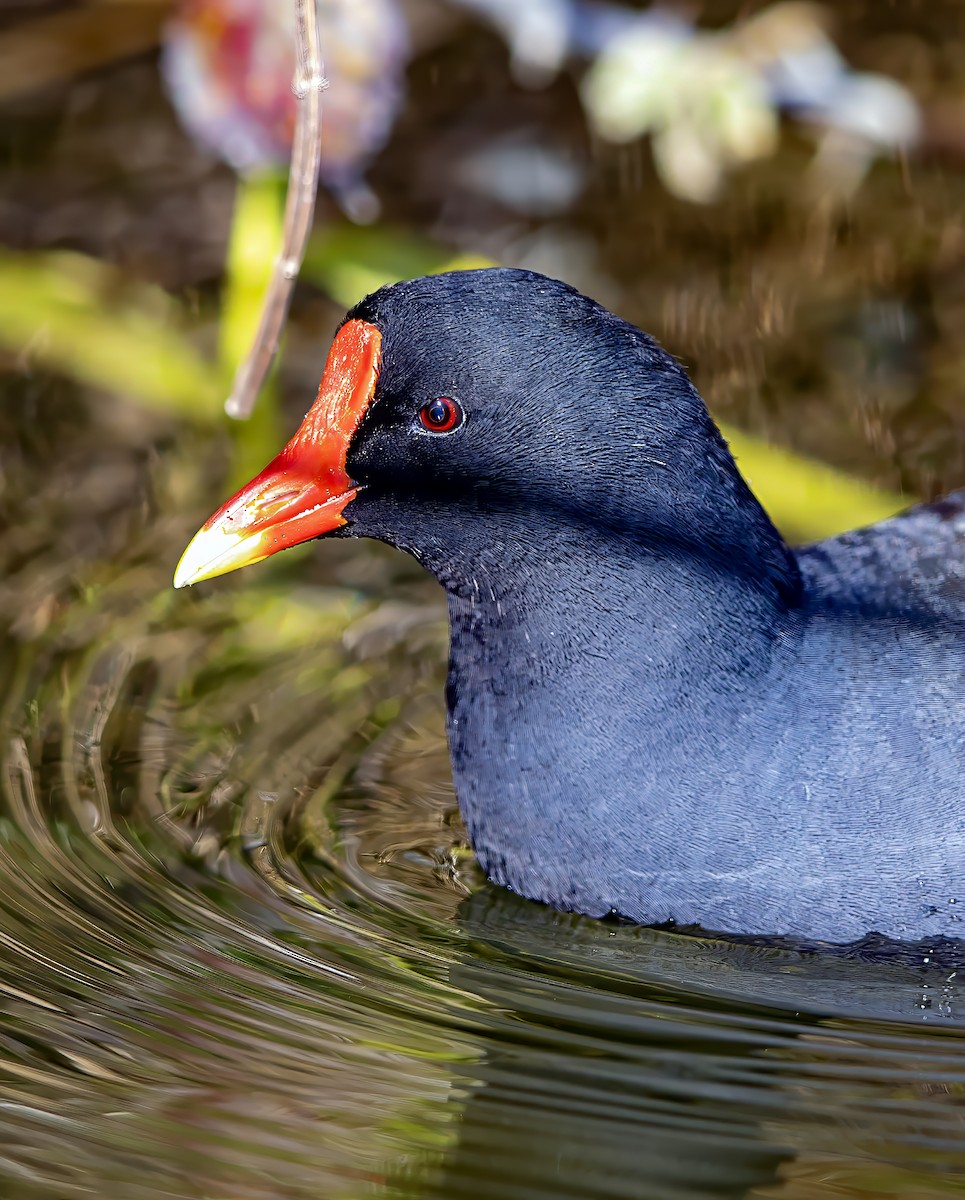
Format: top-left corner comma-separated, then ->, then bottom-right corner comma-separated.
0,535 -> 962,1199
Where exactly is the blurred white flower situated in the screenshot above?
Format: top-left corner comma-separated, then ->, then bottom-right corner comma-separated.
582,26 -> 778,202
163,0 -> 923,210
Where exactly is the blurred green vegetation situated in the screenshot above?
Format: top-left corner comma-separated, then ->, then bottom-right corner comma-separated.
0,247 -> 222,418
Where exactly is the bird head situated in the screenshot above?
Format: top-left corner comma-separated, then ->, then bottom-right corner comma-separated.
175,268 -> 787,592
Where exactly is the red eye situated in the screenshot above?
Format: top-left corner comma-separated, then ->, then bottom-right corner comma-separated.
419,397 -> 463,433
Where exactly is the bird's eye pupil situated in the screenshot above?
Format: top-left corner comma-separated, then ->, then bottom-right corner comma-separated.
419,397 -> 463,433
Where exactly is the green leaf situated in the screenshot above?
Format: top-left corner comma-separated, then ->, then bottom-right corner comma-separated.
723,424 -> 907,542
303,223 -> 490,309
0,248 -> 222,419
220,173 -> 287,480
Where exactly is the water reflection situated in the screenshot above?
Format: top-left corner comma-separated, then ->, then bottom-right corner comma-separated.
2,550 -> 961,1199
444,890 -> 965,1200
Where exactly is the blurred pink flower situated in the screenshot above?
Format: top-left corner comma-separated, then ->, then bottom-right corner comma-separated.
162,0 -> 408,215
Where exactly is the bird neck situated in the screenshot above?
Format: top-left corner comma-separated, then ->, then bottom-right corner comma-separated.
437,502 -> 801,890
440,510 -> 798,723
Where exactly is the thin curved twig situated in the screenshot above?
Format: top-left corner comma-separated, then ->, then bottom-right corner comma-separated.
225,0 -> 326,419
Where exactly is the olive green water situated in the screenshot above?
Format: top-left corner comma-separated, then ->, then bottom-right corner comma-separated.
2,5 -> 965,1199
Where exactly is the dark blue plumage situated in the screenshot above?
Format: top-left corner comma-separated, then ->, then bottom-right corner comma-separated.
338,268 -> 964,945
199,265 -> 947,946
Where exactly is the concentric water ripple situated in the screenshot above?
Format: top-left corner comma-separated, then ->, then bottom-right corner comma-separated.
0,548 -> 963,1200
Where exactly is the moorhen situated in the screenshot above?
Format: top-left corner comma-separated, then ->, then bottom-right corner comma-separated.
175,268 -> 965,945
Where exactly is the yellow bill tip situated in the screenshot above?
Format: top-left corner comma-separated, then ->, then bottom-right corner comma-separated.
173,524 -> 271,589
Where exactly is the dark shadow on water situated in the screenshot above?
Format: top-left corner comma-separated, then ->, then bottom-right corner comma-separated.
414,887 -> 965,1200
